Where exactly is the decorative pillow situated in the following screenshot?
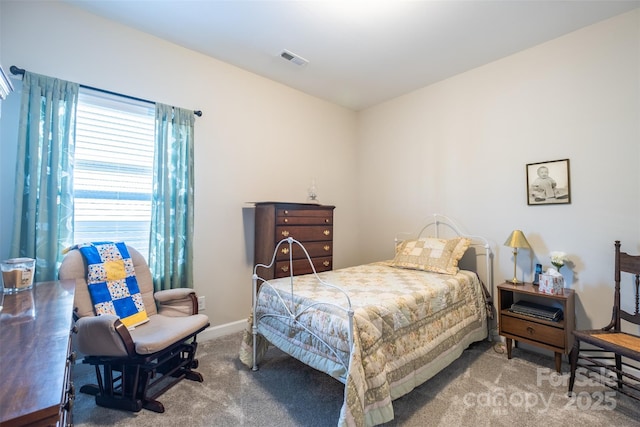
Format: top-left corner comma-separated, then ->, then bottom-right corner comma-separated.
391,237 -> 471,274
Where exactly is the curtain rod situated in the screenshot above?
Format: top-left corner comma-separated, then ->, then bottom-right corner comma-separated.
9,66 -> 202,117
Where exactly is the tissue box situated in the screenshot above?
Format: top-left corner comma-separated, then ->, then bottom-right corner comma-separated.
539,273 -> 564,295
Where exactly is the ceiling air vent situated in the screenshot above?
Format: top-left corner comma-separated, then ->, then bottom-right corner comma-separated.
280,50 -> 308,67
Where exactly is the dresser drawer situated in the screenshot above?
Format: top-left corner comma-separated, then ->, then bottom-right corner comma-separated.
501,314 -> 565,348
277,210 -> 332,225
276,225 -> 332,242
277,208 -> 332,220
276,241 -> 332,261
275,256 -> 332,278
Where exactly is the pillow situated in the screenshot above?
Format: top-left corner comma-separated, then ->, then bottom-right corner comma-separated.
391,237 -> 471,274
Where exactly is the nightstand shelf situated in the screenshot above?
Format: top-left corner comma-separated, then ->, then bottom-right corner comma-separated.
498,282 -> 575,373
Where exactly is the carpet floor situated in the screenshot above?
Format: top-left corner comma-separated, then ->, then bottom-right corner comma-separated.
72,332 -> 639,426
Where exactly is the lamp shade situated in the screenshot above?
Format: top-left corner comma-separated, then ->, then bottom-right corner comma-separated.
504,230 -> 531,249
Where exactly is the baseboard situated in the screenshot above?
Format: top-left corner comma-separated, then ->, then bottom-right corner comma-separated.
199,319 -> 247,342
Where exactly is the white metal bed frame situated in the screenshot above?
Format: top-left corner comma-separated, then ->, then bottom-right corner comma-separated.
250,213 -> 494,419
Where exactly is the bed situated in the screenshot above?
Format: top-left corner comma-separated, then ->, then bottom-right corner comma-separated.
239,214 -> 493,426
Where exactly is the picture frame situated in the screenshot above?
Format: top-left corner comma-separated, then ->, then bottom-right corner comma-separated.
526,159 -> 571,205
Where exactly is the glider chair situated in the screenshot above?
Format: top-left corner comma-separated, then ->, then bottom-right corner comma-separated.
59,245 -> 210,413
568,241 -> 640,401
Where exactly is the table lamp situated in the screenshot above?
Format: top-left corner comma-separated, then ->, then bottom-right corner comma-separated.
504,230 -> 531,285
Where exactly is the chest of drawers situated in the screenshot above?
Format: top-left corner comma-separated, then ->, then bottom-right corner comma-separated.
254,202 -> 335,280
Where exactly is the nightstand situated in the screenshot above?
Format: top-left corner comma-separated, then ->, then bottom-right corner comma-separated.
498,282 -> 575,373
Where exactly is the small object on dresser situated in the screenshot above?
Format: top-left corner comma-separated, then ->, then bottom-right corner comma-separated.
539,268 -> 564,294
1,258 -> 35,293
550,251 -> 568,271
533,263 -> 542,285
307,178 -> 319,203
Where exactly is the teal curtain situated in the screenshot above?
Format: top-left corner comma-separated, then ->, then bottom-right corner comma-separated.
149,103 -> 195,291
10,72 -> 78,282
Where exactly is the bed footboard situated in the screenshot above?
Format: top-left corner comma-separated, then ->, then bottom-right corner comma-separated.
251,237 -> 355,379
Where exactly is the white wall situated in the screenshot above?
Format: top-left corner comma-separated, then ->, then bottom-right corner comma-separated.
0,1 -> 360,330
2,1 -> 639,342
357,10 -> 640,332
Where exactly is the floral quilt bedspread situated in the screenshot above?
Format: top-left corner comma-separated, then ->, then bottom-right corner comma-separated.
240,261 -> 488,426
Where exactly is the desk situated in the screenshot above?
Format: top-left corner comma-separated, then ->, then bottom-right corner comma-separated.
0,281 -> 75,426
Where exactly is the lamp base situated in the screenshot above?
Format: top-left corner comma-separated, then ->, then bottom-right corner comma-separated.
506,278 -> 524,286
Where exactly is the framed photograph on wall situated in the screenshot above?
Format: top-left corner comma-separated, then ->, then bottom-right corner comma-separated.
526,159 -> 571,205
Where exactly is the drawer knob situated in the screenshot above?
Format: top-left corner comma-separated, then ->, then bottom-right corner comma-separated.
526,327 -> 535,335
281,230 -> 290,237
284,218 -> 289,223
284,210 -> 289,215
281,265 -> 289,273
68,351 -> 77,363
323,245 -> 330,252
323,230 -> 331,236
323,261 -> 330,267
324,219 -> 329,223
281,247 -> 289,255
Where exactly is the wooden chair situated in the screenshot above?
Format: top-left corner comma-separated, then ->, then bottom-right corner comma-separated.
568,241 -> 640,401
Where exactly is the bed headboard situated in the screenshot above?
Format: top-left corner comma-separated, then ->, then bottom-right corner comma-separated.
395,214 -> 494,297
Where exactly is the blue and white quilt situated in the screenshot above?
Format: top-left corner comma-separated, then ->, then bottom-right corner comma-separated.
70,241 -> 148,328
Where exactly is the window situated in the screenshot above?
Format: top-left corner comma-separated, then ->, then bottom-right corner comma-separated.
73,88 -> 155,258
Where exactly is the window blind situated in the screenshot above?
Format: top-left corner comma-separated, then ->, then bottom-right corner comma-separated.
74,88 -> 155,258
